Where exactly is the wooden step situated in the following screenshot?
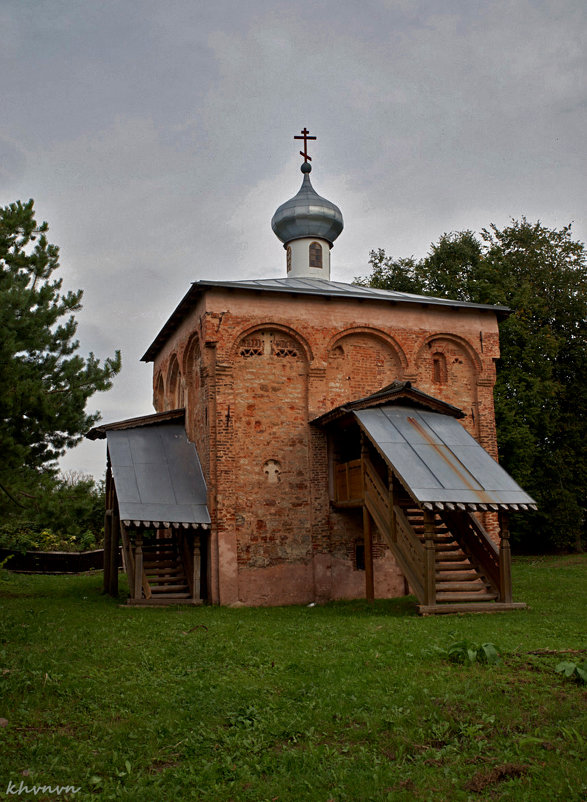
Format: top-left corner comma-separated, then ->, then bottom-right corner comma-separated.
434,543 -> 464,552
436,561 -> 473,571
150,584 -> 189,593
435,581 -> 486,592
436,591 -> 499,602
146,566 -> 183,575
436,552 -> 468,560
436,566 -> 479,582
418,601 -> 527,615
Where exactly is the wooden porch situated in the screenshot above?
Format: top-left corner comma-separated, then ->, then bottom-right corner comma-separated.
333,449 -> 525,615
102,466 -> 207,605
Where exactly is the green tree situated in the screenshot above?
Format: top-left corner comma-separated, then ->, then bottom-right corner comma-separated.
358,219 -> 587,551
0,471 -> 106,553
0,199 -> 121,504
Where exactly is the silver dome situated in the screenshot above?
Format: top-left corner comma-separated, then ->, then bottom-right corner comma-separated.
271,165 -> 344,246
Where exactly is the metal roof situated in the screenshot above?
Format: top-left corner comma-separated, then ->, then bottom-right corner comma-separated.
87,409 -> 185,440
106,423 -> 210,529
355,406 -> 536,511
141,278 -> 510,362
311,380 -> 465,427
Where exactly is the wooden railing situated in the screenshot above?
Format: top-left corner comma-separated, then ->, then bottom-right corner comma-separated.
363,458 -> 388,525
362,455 -> 427,603
393,505 -> 426,602
334,459 -> 363,505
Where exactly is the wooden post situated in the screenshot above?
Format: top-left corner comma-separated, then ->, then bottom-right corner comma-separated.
103,509 -> 112,594
134,533 -> 143,601
362,507 -> 375,602
109,513 -> 119,597
498,511 -> 513,603
103,463 -> 113,595
120,522 -> 134,598
193,536 -> 201,601
423,510 -> 436,607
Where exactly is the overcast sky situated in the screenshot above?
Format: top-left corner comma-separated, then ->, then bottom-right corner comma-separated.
1,0 -> 585,480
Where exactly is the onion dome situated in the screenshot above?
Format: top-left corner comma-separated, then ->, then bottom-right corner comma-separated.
271,163 -> 344,247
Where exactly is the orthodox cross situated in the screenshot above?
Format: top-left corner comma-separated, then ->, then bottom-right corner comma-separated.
294,127 -> 316,163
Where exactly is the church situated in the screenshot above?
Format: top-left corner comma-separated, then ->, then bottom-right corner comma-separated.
89,130 -> 535,614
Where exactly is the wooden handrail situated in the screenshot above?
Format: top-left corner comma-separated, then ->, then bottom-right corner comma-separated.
363,458 -> 388,514
362,454 -> 427,602
393,505 -> 426,601
441,509 -> 500,592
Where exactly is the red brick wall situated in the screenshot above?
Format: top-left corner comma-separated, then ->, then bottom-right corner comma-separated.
151,288 -> 502,604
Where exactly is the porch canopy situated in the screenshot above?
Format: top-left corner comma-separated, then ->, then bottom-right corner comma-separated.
313,381 -> 536,513
355,406 -> 536,512
87,410 -> 210,529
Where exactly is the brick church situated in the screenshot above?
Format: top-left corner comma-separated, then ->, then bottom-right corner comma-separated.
90,131 -> 535,613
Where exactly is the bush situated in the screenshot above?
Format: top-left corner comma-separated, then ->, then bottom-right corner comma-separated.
0,472 -> 104,552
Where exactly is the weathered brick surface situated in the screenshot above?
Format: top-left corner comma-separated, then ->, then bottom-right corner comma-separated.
151,288 -> 503,605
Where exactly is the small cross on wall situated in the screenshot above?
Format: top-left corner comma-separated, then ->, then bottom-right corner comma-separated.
294,127 -> 316,163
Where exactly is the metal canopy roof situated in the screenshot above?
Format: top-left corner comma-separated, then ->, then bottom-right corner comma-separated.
355,406 -> 536,512
141,278 -> 510,362
106,424 -> 210,528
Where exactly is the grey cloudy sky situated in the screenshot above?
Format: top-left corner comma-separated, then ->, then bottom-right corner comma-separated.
1,0 -> 585,479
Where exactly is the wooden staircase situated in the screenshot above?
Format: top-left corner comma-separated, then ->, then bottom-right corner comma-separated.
401,505 -> 499,605
362,454 -> 525,614
121,530 -> 202,606
142,537 -> 192,602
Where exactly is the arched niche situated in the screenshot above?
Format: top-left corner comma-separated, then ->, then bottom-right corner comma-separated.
153,372 -> 165,412
183,334 -> 202,393
231,323 -> 313,364
231,326 -> 311,570
325,329 -> 406,409
167,354 -> 184,409
415,334 -> 481,435
183,334 -> 204,447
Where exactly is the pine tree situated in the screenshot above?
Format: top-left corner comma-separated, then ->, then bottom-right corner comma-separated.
0,199 -> 121,502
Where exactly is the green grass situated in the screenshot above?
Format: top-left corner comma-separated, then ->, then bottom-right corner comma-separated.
0,555 -> 585,801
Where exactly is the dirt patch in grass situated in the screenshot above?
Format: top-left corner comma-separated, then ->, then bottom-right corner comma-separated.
465,763 -> 528,793
149,757 -> 181,773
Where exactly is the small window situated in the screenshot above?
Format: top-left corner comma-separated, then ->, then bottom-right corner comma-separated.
286,246 -> 292,273
309,241 -> 323,268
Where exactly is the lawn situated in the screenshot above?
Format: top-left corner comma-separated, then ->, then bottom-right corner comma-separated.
0,555 -> 585,801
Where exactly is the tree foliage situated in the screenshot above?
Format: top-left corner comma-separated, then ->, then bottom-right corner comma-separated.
0,472 -> 105,552
0,199 -> 121,503
359,219 -> 587,552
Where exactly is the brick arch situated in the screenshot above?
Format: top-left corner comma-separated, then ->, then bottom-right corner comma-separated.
230,323 -> 313,363
182,333 -> 205,451
327,326 -> 408,371
167,353 -> 184,409
414,333 -> 481,437
325,328 -> 406,410
415,332 -> 483,375
153,371 -> 165,412
182,332 -> 201,378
